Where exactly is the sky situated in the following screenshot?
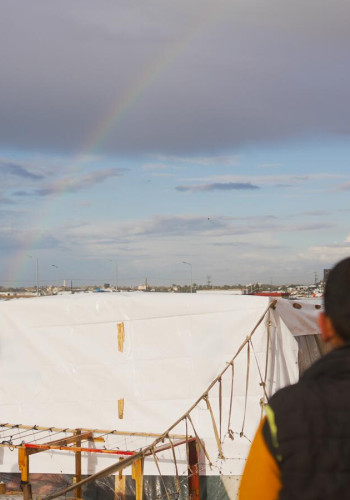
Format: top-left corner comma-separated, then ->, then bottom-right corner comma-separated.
1,0 -> 350,288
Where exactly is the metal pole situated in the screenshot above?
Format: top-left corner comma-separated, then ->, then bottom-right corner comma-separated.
35,258 -> 39,296
51,265 -> 58,287
182,261 -> 193,293
109,259 -> 118,290
28,255 -> 39,296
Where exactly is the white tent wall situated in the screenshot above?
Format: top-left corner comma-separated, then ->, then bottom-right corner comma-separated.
0,293 -> 322,499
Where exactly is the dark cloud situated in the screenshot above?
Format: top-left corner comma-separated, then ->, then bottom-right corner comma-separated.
176,182 -> 260,192
0,0 -> 349,155
12,191 -> 32,197
0,195 -> 15,205
0,161 -> 43,180
292,223 -> 334,231
132,215 -> 333,238
12,168 -> 125,197
0,228 -> 61,252
212,241 -> 286,250
132,215 -> 227,236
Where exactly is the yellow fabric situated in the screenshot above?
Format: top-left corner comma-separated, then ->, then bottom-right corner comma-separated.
265,405 -> 278,449
239,417 -> 281,500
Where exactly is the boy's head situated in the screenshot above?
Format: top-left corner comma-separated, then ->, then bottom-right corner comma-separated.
322,257 -> 350,344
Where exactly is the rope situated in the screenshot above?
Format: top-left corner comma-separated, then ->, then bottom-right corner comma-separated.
218,376 -> 223,444
168,435 -> 181,496
152,447 -> 171,500
204,395 -> 224,459
185,417 -> 190,474
227,362 -> 235,439
249,338 -> 269,401
240,341 -> 250,438
261,313 -> 272,419
187,414 -> 212,468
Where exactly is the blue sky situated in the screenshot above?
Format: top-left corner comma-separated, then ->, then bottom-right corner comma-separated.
1,1 -> 350,287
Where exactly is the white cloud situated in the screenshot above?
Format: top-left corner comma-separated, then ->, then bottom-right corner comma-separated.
299,244 -> 350,263
337,181 -> 350,191
154,154 -> 241,167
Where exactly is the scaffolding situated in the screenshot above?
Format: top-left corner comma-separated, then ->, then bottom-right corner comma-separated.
0,423 -> 199,500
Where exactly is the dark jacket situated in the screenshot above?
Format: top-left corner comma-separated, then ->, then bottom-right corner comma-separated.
264,344 -> 350,500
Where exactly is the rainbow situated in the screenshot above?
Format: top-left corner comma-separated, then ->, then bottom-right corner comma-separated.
7,5 -> 224,287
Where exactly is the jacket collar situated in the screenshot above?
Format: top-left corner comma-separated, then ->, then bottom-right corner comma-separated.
302,343 -> 350,382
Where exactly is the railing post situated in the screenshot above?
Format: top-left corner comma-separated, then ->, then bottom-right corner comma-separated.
74,429 -> 82,499
188,439 -> 200,500
132,457 -> 144,500
19,445 -> 32,499
115,457 -> 126,499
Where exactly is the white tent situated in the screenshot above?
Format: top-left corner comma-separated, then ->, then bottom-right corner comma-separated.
0,293 -> 322,499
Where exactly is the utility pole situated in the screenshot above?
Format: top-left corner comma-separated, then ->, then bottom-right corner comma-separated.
108,259 -> 118,291
182,262 -> 193,293
28,255 -> 39,296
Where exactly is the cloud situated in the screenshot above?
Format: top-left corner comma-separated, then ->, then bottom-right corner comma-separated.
211,241 -> 285,250
181,173 -> 338,188
301,210 -> 329,216
299,243 -> 350,263
155,155 -> 241,167
31,168 -> 125,196
292,223 -> 334,232
0,1 -> 349,155
176,182 -> 260,192
0,161 -> 43,180
12,191 -> 32,197
0,195 -> 15,205
0,228 -> 62,252
63,213 -> 328,252
337,181 -> 350,191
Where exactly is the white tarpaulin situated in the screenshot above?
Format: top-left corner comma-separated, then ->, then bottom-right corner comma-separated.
0,293 -> 321,484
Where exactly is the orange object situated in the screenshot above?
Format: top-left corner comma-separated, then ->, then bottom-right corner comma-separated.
239,417 -> 281,500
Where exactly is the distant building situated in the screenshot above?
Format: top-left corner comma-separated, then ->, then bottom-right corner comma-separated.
323,269 -> 331,282
138,283 -> 150,291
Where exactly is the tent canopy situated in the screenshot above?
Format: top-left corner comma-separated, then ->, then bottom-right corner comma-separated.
0,293 -> 322,476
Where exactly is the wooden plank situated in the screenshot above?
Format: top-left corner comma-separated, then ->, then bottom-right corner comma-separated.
26,432 -> 92,456
74,429 -> 82,499
188,440 -> 200,500
115,459 -> 126,500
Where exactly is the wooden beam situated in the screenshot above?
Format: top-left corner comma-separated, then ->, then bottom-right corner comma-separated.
132,458 -> 144,500
26,431 -> 93,455
115,458 -> 126,500
18,446 -> 32,500
74,429 -> 82,499
188,439 -> 200,500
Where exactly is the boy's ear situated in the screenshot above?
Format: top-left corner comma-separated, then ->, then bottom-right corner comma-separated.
318,312 -> 344,347
318,312 -> 332,343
